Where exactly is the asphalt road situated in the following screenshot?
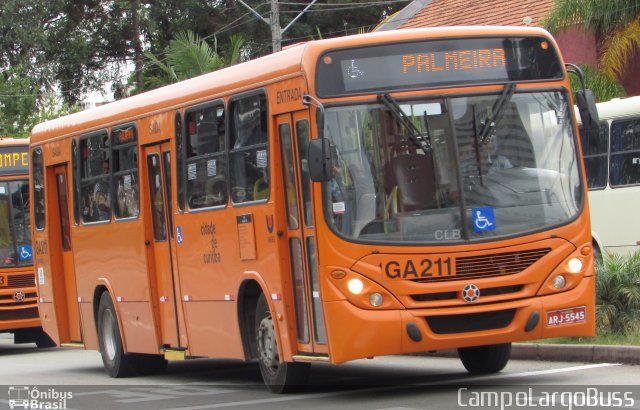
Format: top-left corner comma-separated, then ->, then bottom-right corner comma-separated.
0,335 -> 638,410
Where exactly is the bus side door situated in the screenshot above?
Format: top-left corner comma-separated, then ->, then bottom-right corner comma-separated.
142,142 -> 186,350
276,111 -> 327,355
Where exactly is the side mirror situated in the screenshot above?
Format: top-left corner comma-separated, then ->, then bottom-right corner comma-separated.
575,89 -> 600,143
308,138 -> 331,182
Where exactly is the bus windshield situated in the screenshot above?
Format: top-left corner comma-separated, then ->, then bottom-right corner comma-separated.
0,180 -> 32,267
323,90 -> 582,243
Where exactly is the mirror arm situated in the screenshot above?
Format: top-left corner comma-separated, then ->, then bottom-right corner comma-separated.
565,63 -> 586,91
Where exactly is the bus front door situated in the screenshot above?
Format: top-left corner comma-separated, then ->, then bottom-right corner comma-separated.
277,112 -> 327,356
143,143 -> 185,351
53,165 -> 81,342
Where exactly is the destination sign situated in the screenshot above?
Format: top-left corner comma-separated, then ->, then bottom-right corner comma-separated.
0,145 -> 29,176
316,36 -> 563,97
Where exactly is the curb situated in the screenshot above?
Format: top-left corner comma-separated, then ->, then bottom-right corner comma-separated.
426,344 -> 640,365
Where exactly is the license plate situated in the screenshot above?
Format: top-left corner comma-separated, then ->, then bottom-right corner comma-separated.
546,306 -> 587,326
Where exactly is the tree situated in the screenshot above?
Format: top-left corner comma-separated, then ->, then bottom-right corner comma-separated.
141,31 -> 245,91
0,66 -> 37,138
544,0 -> 640,80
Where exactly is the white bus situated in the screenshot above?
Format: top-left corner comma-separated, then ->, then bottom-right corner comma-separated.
579,96 -> 640,259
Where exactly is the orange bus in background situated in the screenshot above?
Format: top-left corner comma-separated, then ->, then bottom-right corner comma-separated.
0,138 -> 54,348
31,27 -> 598,392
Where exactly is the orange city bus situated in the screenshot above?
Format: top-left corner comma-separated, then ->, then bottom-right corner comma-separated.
0,138 -> 54,347
31,27 -> 598,392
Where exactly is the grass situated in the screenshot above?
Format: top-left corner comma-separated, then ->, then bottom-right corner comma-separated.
524,333 -> 640,346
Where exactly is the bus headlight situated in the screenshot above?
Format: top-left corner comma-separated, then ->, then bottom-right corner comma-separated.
347,278 -> 364,294
538,247 -> 591,296
552,275 -> 567,289
327,268 -> 402,309
369,293 -> 384,307
567,258 -> 583,273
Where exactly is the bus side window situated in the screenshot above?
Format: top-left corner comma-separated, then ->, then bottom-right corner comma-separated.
80,130 -> 112,223
579,122 -> 608,189
229,93 -> 269,204
185,101 -> 227,209
175,111 -> 185,211
32,147 -> 45,230
610,119 -> 640,187
112,125 -> 139,219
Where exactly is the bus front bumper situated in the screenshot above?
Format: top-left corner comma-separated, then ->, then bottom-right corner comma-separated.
323,275 -> 595,364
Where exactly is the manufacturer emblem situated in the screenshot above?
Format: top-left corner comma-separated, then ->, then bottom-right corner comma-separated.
14,290 -> 26,302
461,284 -> 480,303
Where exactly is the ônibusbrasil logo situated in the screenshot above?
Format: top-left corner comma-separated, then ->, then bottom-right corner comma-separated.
8,386 -> 72,409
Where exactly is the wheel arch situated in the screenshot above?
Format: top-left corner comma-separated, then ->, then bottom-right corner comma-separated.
237,271 -> 283,362
92,279 -> 129,353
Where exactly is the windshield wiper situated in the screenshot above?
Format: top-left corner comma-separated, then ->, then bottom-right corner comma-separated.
477,83 -> 516,146
378,93 -> 432,153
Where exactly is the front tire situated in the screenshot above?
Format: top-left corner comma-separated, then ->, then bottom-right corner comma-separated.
255,294 -> 310,393
97,292 -> 136,377
458,343 -> 511,374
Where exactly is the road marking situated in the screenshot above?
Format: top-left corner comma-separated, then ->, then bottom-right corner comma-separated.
473,362 -> 622,381
166,363 -> 622,410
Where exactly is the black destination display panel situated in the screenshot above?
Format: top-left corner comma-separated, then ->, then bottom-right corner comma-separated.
316,36 -> 563,97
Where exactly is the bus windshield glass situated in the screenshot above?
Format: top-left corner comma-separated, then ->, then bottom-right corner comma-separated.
323,90 -> 582,243
0,180 -> 32,266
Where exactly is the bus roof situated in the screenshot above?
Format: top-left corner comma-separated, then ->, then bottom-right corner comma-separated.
31,25 -> 554,144
594,96 -> 640,121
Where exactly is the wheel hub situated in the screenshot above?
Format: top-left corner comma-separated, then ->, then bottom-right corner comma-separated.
257,314 -> 278,369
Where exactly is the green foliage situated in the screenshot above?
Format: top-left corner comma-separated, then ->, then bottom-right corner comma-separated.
569,65 -> 626,102
545,0 -> 640,35
0,66 -> 37,138
595,251 -> 640,335
140,31 -> 245,91
544,0 -> 640,82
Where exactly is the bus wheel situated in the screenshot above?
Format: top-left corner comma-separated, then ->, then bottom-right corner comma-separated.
97,292 -> 136,377
457,343 -> 511,374
255,294 -> 310,393
34,329 -> 56,348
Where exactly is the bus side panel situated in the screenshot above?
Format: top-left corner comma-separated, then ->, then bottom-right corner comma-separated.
183,302 -> 244,358
37,302 -> 60,344
73,221 -> 159,354
78,302 -> 99,350
117,301 -> 160,354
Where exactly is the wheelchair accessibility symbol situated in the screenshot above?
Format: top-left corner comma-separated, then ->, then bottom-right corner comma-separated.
176,226 -> 183,245
18,245 -> 33,262
472,207 -> 496,232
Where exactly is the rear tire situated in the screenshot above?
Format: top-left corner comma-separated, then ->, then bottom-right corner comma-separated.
255,294 -> 310,393
34,329 -> 56,348
97,292 -> 136,377
458,343 -> 511,374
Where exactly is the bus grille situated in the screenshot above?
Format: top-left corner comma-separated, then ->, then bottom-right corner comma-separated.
413,248 -> 551,282
4,274 -> 36,288
425,309 -> 516,334
411,285 -> 523,302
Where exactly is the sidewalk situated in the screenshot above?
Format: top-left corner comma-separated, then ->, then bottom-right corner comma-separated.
428,343 -> 640,365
